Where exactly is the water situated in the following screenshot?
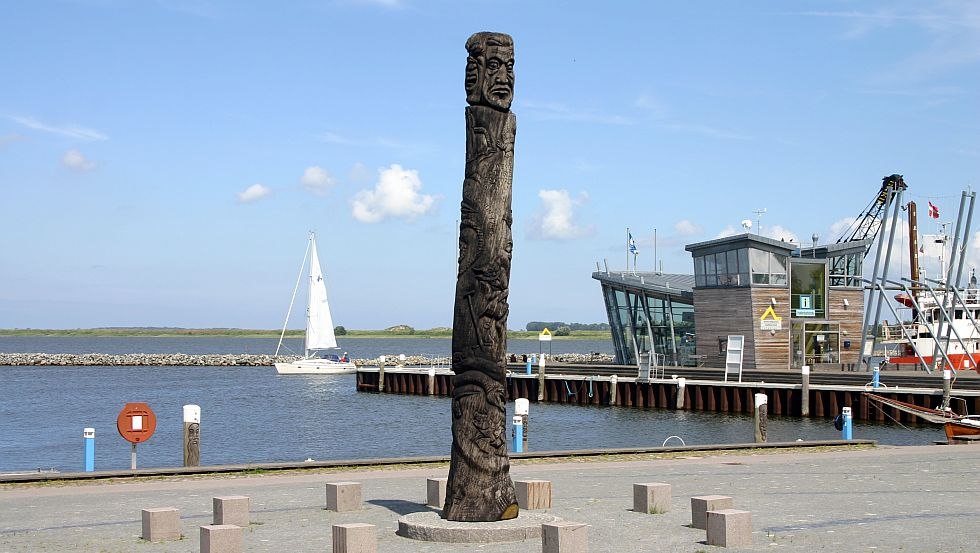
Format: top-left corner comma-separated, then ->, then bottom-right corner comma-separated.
0,337 -> 945,472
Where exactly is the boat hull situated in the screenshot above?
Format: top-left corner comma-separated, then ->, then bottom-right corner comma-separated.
274,360 -> 357,375
944,419 -> 980,442
887,353 -> 980,372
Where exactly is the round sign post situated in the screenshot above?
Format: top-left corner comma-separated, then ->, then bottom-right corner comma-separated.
116,402 -> 157,469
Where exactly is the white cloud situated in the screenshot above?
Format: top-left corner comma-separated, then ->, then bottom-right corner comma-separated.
829,217 -> 859,240
660,122 -> 753,141
237,183 -> 271,203
62,149 -> 96,172
528,189 -> 592,240
674,219 -> 701,236
9,116 -> 107,141
520,101 -> 634,126
299,166 -> 337,196
349,162 -> 372,183
715,225 -> 738,239
764,225 -> 799,244
351,164 -> 435,223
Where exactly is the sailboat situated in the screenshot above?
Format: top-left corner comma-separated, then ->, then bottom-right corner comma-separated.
274,232 -> 356,375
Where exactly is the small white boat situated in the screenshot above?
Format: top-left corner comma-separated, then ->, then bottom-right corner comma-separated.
274,232 -> 356,375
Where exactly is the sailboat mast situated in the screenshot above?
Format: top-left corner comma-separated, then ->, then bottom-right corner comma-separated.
305,233 -> 316,357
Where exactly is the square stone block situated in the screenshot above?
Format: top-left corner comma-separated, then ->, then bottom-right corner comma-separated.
516,479 -> 553,510
326,482 -> 362,512
541,521 -> 589,553
706,508 -> 752,548
426,477 -> 447,508
141,507 -> 180,542
212,495 -> 249,526
200,524 -> 243,553
332,523 -> 377,553
633,482 -> 671,514
691,495 -> 733,529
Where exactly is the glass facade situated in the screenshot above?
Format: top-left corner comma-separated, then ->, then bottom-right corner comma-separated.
790,260 -> 826,319
599,279 -> 695,366
829,252 -> 863,287
694,248 -> 750,287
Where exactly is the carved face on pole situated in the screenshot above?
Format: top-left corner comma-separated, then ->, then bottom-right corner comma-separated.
465,32 -> 515,111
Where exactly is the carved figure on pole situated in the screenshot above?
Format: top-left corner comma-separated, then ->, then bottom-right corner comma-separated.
444,31 -> 518,522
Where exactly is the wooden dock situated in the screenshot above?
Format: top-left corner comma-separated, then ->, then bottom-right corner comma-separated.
355,365 -> 980,423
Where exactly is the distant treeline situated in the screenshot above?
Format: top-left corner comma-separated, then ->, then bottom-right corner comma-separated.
524,322 -> 611,332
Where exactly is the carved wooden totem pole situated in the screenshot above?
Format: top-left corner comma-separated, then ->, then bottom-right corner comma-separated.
443,31 -> 519,522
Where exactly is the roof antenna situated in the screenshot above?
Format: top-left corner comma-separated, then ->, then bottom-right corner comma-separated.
753,208 -> 767,235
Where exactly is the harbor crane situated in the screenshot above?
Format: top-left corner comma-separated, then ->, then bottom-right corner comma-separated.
834,174 -> 908,256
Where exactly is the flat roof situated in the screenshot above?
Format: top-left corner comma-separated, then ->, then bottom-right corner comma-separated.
592,271 -> 694,301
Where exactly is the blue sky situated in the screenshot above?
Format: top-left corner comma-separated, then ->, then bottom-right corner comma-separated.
1,0 -> 978,330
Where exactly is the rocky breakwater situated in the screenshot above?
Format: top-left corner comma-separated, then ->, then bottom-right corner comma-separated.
0,353 -> 298,366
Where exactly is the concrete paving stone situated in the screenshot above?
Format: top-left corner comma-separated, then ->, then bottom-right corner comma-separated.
0,445 -> 978,552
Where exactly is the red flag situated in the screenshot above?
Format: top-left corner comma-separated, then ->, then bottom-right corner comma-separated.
928,201 -> 939,219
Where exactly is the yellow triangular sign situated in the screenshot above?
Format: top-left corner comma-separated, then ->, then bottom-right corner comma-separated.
760,306 -> 782,321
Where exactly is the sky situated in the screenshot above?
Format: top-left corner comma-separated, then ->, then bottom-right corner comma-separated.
1,0 -> 979,331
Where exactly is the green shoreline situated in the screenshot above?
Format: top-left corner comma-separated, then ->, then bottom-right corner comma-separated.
0,328 -> 612,340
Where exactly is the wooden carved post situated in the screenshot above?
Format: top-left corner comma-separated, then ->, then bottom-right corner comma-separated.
444,31 -> 519,522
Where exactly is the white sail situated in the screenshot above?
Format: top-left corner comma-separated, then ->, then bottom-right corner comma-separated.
305,235 -> 338,352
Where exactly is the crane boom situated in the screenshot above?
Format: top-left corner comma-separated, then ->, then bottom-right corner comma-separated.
836,174 -> 908,256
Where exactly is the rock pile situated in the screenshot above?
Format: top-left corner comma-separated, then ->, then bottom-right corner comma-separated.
0,352 -> 614,367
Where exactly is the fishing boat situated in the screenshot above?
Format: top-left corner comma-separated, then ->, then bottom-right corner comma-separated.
862,392 -> 965,425
873,198 -> 980,373
944,417 -> 980,442
880,271 -> 980,371
274,232 -> 356,375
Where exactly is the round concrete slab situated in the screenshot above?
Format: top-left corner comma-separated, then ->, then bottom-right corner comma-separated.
397,511 -> 561,543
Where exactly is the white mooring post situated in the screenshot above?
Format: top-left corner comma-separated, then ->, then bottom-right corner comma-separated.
800,365 -> 810,416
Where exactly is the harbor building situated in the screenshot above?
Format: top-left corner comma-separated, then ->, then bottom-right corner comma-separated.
594,234 -> 868,370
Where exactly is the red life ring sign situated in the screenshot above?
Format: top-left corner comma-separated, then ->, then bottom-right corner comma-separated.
117,402 -> 157,443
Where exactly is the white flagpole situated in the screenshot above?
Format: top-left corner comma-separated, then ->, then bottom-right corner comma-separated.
626,227 -> 630,273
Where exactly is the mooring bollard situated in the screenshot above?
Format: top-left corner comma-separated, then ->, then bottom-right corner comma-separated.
183,404 -> 200,467
515,398 -> 529,448
841,406 -> 853,440
872,365 -> 881,388
83,427 -> 95,472
537,354 -> 546,401
428,367 -> 436,395
610,374 -> 618,405
800,365 -> 810,417
753,393 -> 767,443
942,369 -> 952,409
378,356 -> 386,393
675,377 -> 686,409
512,415 -> 523,453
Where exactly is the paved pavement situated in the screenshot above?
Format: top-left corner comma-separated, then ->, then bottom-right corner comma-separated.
2,444 -> 977,552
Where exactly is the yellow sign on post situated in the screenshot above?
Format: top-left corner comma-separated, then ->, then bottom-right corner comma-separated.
760,306 -> 782,330
538,328 -> 553,342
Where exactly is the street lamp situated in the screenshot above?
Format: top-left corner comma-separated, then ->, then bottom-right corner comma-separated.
811,233 -> 819,258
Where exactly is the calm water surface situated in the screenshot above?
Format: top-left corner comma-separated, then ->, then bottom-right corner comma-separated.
0,338 -> 944,472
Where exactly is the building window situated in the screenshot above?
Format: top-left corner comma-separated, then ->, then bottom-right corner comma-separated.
791,261 -> 826,318
750,249 -> 788,286
694,248 -> 749,287
830,252 -> 863,287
